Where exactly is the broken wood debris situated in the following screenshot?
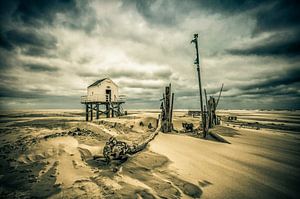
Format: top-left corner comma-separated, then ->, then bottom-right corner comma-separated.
102,129 -> 159,162
160,83 -> 174,133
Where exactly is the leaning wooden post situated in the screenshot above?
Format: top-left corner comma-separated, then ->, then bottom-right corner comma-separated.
86,104 -> 89,121
204,89 -> 211,129
191,34 -> 205,137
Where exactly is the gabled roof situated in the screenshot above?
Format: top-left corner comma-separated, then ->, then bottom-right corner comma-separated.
88,78 -> 118,88
88,78 -> 107,88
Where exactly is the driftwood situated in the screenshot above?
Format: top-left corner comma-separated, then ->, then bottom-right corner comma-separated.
102,120 -> 161,162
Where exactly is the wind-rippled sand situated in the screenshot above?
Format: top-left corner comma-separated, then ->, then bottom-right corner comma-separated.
0,109 -> 299,198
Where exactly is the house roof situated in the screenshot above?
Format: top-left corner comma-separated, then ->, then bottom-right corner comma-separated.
88,78 -> 118,88
88,78 -> 107,88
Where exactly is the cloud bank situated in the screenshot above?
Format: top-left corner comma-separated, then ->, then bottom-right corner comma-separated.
0,0 -> 299,110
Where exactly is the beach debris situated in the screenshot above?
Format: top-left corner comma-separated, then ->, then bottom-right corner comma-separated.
227,116 -> 237,121
103,137 -> 130,162
187,110 -> 201,117
160,83 -> 174,133
182,122 -> 194,132
103,127 -> 159,162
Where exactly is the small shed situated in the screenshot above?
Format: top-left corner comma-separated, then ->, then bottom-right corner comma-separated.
84,78 -> 119,102
81,78 -> 125,120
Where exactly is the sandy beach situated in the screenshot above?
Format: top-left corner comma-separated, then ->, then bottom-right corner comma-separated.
0,109 -> 299,198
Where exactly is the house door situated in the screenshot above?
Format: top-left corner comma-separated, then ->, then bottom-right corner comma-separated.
106,90 -> 111,102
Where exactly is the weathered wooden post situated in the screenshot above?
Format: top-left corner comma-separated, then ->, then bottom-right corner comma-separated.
90,104 -> 93,121
111,104 -> 114,118
86,104 -> 89,121
191,34 -> 206,137
160,84 -> 174,133
169,92 -> 174,125
96,104 -> 99,119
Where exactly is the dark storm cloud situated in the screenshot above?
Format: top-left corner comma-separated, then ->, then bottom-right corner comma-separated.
21,46 -> 54,57
0,0 -> 96,33
220,67 -> 300,99
23,63 -> 59,72
194,0 -> 300,32
254,0 -> 300,33
11,0 -> 77,26
0,34 -> 14,51
0,87 -> 49,99
198,0 -> 300,57
2,29 -> 57,50
0,50 -> 13,68
239,67 -> 300,90
227,32 -> 300,56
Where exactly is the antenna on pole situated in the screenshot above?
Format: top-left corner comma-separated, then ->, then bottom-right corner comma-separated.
191,34 -> 206,138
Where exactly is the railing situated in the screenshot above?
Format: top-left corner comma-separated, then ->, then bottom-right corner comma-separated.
81,94 -> 126,103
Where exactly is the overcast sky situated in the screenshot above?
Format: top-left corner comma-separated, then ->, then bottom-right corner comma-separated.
0,0 -> 299,110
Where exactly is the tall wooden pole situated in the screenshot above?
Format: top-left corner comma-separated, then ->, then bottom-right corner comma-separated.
191,34 -> 205,137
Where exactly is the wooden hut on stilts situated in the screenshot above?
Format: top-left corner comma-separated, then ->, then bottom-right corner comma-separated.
81,78 -> 126,121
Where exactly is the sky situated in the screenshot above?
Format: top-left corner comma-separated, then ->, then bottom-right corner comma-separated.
0,0 -> 299,110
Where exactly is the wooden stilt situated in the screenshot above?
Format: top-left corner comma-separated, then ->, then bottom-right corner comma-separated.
82,101 -> 125,121
90,104 -> 93,121
106,103 -> 109,118
96,104 -> 99,119
86,104 -> 88,121
111,105 -> 114,118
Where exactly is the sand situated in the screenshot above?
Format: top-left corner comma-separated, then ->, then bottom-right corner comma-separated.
0,109 -> 299,198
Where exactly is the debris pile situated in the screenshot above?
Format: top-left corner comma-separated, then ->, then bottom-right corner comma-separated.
182,122 -> 194,132
102,129 -> 159,162
160,83 -> 174,133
